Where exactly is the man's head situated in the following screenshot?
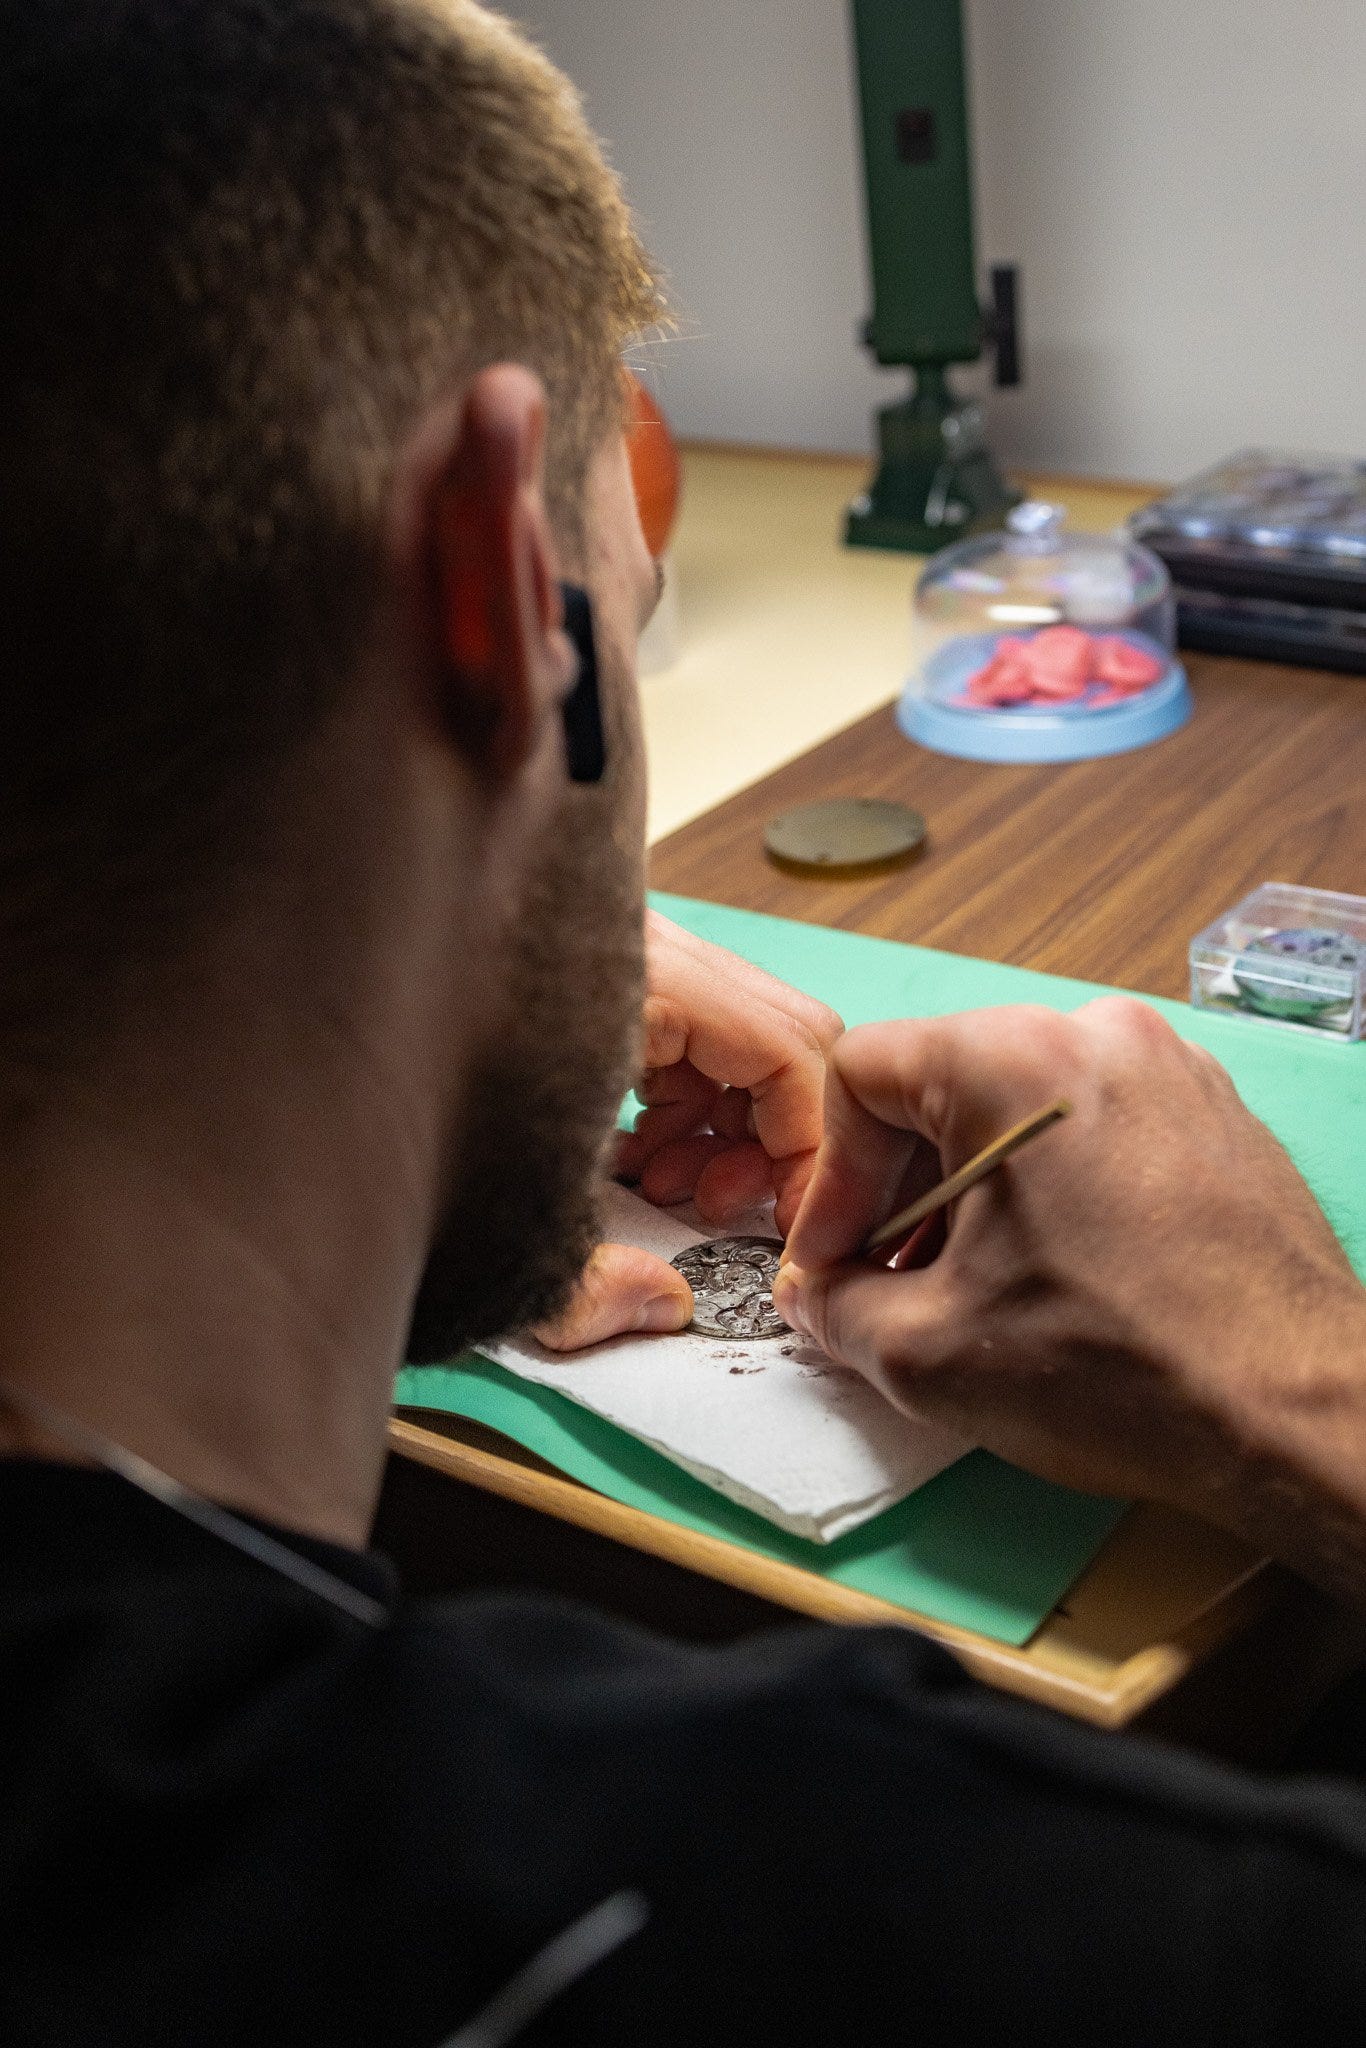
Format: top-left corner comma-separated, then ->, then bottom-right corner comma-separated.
1,1 -> 665,1358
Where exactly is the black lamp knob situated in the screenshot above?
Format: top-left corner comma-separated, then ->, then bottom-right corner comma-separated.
984,264 -> 1022,388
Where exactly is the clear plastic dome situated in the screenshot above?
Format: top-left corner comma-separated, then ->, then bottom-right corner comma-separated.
900,504 -> 1189,764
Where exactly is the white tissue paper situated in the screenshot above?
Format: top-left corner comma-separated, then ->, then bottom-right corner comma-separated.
486,1185 -> 970,1542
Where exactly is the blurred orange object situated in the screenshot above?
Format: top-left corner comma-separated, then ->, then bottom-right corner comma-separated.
625,371 -> 681,558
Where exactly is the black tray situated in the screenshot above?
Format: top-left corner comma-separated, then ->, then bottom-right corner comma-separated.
1174,585 -> 1366,676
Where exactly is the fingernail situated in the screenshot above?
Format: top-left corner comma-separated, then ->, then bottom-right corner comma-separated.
636,1291 -> 691,1334
770,1265 -> 808,1337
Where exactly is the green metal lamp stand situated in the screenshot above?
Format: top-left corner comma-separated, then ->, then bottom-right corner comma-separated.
845,0 -> 1022,554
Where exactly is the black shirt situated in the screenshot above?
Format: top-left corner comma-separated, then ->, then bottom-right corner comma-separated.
4,1460 -> 1366,2046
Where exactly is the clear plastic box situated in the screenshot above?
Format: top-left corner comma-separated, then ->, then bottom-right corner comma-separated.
1190,883 -> 1366,1040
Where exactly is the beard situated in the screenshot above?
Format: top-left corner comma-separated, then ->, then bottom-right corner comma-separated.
404,735 -> 645,1365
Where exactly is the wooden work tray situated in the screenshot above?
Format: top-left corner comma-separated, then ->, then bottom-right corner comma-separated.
382,1413 -> 1364,1750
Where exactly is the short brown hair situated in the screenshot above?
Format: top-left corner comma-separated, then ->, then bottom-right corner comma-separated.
0,0 -> 658,1060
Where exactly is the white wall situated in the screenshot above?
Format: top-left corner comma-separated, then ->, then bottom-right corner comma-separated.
511,0 -> 1366,484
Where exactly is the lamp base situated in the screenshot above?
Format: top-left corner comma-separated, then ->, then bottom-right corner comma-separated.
845,370 -> 1019,554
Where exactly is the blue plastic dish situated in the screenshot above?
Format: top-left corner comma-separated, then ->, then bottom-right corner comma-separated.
897,631 -> 1193,765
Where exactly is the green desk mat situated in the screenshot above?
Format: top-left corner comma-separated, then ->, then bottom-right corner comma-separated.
397,893 -> 1366,1648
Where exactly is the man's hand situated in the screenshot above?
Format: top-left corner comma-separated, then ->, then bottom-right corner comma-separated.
619,912 -> 842,1229
773,999 -> 1366,1604
533,914 -> 842,1351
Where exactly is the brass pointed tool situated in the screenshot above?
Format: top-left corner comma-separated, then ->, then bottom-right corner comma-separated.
861,1099 -> 1072,1256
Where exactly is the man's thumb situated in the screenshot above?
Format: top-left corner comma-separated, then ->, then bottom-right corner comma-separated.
772,1258 -> 938,1390
532,1243 -> 693,1351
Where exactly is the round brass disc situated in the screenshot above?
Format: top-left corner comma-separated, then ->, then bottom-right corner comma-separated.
764,798 -> 926,877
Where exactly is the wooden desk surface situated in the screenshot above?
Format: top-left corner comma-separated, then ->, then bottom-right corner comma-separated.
635,645 -> 1366,1743
648,651 -> 1366,998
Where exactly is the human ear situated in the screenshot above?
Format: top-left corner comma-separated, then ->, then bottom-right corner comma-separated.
405,363 -> 576,783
